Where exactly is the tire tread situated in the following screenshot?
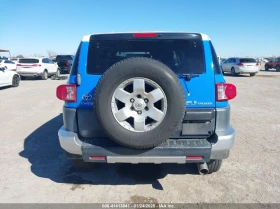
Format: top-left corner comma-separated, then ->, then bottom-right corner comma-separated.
207,159 -> 222,174
94,57 -> 186,149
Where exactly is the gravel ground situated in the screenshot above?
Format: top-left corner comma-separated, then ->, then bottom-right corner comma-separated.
0,68 -> 280,203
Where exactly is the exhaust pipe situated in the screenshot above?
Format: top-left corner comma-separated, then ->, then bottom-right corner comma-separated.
197,162 -> 209,175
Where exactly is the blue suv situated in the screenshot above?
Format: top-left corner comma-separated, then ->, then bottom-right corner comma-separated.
56,32 -> 236,174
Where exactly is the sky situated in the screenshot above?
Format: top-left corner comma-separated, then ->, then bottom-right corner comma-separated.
0,0 -> 279,58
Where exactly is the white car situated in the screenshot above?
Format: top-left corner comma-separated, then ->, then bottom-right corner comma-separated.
16,57 -> 59,80
9,58 -> 20,63
0,59 -> 17,71
0,67 -> 20,88
221,57 -> 259,76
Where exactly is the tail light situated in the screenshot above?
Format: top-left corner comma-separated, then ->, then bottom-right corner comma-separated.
237,62 -> 243,66
133,33 -> 157,37
256,62 -> 259,66
56,84 -> 76,102
17,64 -> 22,66
89,156 -> 106,161
65,60 -> 69,66
216,83 -> 237,101
186,156 -> 203,160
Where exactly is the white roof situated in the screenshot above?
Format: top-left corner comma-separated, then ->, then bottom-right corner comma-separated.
19,57 -> 46,59
81,32 -> 210,42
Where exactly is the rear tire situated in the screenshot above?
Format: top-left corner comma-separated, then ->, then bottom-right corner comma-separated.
12,75 -> 20,87
41,70 -> 48,80
276,66 -> 280,72
250,73 -> 256,76
207,160 -> 223,174
56,69 -> 61,77
231,68 -> 236,76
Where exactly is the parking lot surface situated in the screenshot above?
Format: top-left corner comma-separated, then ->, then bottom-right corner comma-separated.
0,70 -> 280,203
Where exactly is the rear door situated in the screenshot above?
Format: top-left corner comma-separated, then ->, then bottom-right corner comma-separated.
0,67 -> 10,85
0,68 -> 7,86
230,58 -> 236,69
239,58 -> 258,70
79,33 -> 215,109
4,60 -> 16,70
47,58 -> 57,73
17,58 -> 40,72
222,59 -> 230,72
56,55 -> 72,68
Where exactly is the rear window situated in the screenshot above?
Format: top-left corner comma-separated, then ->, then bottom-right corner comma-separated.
19,59 -> 39,63
56,55 -> 73,60
87,39 -> 205,75
240,58 -> 256,63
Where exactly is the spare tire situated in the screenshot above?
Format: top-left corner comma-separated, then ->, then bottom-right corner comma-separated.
94,57 -> 186,149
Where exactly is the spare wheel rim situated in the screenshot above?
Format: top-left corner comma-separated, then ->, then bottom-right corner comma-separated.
111,77 -> 168,132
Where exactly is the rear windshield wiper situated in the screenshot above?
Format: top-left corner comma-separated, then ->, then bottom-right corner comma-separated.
177,74 -> 199,81
177,74 -> 192,96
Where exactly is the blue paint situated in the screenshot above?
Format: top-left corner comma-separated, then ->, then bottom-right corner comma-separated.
181,40 -> 216,108
65,38 -> 229,109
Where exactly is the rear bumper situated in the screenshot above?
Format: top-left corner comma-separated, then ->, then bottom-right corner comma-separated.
58,125 -> 235,163
58,67 -> 70,72
17,72 -> 43,77
235,66 -> 259,74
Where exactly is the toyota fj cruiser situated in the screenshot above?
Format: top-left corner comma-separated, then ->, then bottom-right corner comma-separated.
56,32 -> 237,174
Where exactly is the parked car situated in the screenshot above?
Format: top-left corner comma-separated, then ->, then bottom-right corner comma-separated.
221,57 -> 259,76
9,58 -> 20,63
220,58 -> 227,63
55,55 -> 74,74
50,56 -> 57,63
0,56 -> 8,60
0,59 -> 17,71
262,58 -> 269,63
0,67 -> 20,87
16,57 -> 59,80
56,32 -> 237,175
264,57 -> 280,72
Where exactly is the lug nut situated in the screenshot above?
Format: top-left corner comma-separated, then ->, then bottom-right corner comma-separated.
130,107 -> 134,110
130,98 -> 135,103
144,98 -> 149,103
145,107 -> 149,111
137,111 -> 142,115
137,94 -> 141,98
